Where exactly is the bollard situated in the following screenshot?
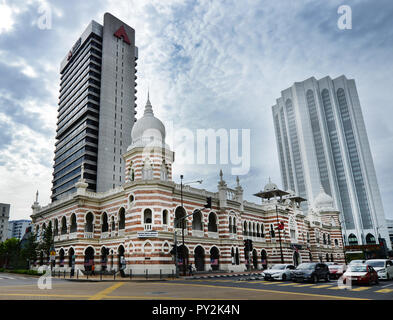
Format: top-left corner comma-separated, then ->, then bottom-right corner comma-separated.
114,270 -> 116,280
146,269 -> 148,280
160,269 -> 162,280
100,270 -> 102,281
77,269 -> 79,279
130,269 -> 132,280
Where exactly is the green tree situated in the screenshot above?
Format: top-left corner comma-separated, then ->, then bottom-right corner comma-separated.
39,224 -> 54,264
0,238 -> 21,268
21,232 -> 38,268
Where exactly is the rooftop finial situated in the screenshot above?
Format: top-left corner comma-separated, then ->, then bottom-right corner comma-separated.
144,89 -> 154,116
35,190 -> 39,203
236,176 -> 240,186
220,169 -> 223,181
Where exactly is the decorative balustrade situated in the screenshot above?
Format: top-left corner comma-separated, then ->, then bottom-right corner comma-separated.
144,224 -> 152,231
192,230 -> 204,238
84,232 -> 94,239
101,232 -> 109,239
226,188 -> 237,201
69,232 -> 77,239
175,228 -> 187,236
208,231 -> 219,239
118,229 -> 125,236
59,234 -> 68,241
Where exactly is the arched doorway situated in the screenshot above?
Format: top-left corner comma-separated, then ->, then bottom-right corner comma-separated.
84,247 -> 95,272
261,250 -> 268,269
118,245 -> 125,276
235,248 -> 240,265
178,244 -> 189,275
252,249 -> 258,269
293,251 -> 300,267
59,249 -> 65,267
194,246 -> 205,272
68,248 -> 75,268
101,247 -> 108,272
210,247 -> 220,271
366,233 -> 376,244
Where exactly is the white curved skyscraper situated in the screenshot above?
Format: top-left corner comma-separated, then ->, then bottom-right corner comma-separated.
272,75 -> 391,250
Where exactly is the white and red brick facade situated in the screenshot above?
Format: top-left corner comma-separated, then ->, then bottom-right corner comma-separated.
30,98 -> 345,275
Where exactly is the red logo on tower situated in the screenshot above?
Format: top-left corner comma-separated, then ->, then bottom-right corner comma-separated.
114,26 -> 131,45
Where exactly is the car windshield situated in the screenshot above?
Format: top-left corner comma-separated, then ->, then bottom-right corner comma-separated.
350,260 -> 364,264
349,265 -> 367,272
269,264 -> 286,270
296,263 -> 315,270
366,261 -> 385,268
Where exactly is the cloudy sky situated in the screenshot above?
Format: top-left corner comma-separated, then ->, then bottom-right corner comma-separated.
0,0 -> 392,222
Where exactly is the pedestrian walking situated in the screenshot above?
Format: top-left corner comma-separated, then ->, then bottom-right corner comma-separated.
188,264 -> 193,276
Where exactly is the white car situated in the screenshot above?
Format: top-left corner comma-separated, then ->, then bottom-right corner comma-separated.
365,259 -> 393,280
262,264 -> 296,281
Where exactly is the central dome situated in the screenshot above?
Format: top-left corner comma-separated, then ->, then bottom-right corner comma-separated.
129,95 -> 166,149
313,185 -> 334,210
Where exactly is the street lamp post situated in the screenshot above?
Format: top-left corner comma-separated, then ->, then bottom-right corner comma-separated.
175,175 -> 203,276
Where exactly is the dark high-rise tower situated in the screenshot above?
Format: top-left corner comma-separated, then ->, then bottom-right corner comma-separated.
52,13 -> 138,201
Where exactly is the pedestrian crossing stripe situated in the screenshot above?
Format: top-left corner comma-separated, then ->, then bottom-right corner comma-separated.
375,288 -> 393,293
328,286 -> 345,290
313,284 -> 333,289
351,287 -> 370,291
296,283 -> 315,287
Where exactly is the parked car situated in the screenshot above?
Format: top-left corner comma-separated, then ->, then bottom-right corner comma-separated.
327,263 -> 347,279
342,264 -> 379,285
348,259 -> 366,265
290,263 -> 330,283
262,264 -> 296,281
365,259 -> 393,280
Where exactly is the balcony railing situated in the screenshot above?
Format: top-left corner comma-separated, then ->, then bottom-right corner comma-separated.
84,232 -> 94,239
69,232 -> 77,239
208,231 -> 219,239
59,234 -> 68,241
101,232 -> 109,239
118,229 -> 125,236
175,228 -> 187,236
192,230 -> 204,238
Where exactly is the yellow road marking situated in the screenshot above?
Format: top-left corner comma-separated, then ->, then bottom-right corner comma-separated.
328,286 -> 344,290
313,285 -> 333,289
88,282 -> 125,300
277,283 -> 297,286
351,287 -> 371,292
0,293 -> 90,298
148,282 -> 368,300
296,283 -> 315,287
375,288 -> 393,293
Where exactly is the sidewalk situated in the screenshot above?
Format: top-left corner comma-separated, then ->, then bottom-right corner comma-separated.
61,270 -> 264,282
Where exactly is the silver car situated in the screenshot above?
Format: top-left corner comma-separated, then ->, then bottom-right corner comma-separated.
262,264 -> 296,281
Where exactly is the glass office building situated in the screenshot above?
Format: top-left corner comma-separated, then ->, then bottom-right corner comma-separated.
272,75 -> 391,249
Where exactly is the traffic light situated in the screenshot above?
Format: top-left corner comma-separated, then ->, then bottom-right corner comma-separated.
204,196 -> 212,209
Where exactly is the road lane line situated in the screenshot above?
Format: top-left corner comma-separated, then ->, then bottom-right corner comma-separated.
88,282 -> 125,300
296,284 -> 315,287
351,287 -> 371,292
375,288 -> 393,293
313,284 -> 333,289
277,283 -> 298,286
151,282 -> 368,300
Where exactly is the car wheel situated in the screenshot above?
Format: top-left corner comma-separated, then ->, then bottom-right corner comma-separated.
375,277 -> 379,285
325,273 -> 330,282
312,274 -> 318,283
282,274 -> 286,281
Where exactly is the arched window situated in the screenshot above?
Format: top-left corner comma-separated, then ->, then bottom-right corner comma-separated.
59,249 -> 65,267
328,234 -> 331,245
270,224 -> 275,238
208,212 -> 217,232
348,233 -> 358,245
111,216 -> 116,231
366,233 -> 376,244
142,158 -> 153,180
61,217 -> 67,235
70,213 -> 77,233
162,210 -> 168,225
307,232 -> 310,243
102,212 -> 109,232
231,247 -> 235,265
257,224 -> 260,238
192,210 -> 203,230
233,217 -> 237,234
129,161 -> 135,181
315,229 -> 320,243
243,221 -> 247,236
334,239 -> 339,246
54,219 -> 59,236
235,247 -> 240,265
260,223 -> 264,238
323,233 -> 327,245
85,212 -> 94,233
228,217 -> 233,233
175,207 -> 186,229
144,209 -> 152,224
118,208 -> 125,229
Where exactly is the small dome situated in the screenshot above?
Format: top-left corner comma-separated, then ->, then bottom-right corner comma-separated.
264,178 -> 278,192
129,95 -> 166,149
314,186 -> 334,210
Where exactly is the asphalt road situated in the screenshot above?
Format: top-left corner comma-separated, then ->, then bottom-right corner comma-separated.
0,273 -> 392,300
